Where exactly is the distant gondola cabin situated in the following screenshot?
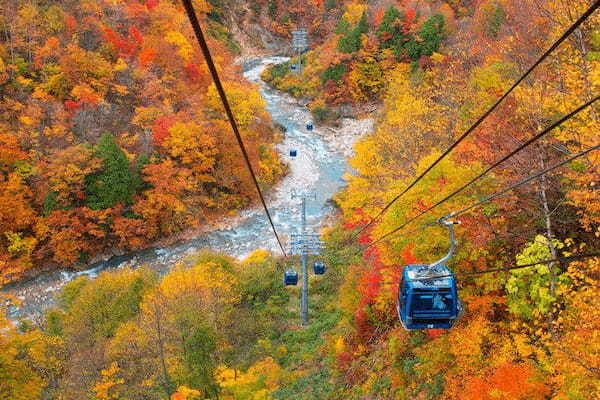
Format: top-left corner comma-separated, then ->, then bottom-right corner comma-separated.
397,264 -> 460,330
306,122 -> 314,131
284,270 -> 298,286
313,262 -> 326,275
289,150 -> 297,157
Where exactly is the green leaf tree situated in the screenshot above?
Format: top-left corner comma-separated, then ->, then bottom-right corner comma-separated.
506,235 -> 568,320
85,133 -> 137,210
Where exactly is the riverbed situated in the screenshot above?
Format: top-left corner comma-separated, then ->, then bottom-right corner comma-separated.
2,57 -> 374,320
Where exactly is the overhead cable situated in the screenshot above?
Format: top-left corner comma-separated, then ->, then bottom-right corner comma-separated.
367,96 -> 598,244
368,143 -> 599,247
407,252 -> 600,281
350,1 -> 600,241
180,0 -> 287,256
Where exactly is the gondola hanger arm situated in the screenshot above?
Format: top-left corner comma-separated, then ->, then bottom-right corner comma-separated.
429,217 -> 460,269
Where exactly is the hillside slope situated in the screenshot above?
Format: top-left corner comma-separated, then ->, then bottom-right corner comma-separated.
0,0 -> 285,283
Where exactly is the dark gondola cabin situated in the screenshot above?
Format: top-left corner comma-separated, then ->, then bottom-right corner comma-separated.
397,264 -> 460,330
313,262 -> 326,275
284,269 -> 298,286
289,150 -> 297,157
306,122 -> 314,131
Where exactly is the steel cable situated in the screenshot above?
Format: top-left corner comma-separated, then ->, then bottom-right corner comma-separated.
181,0 -> 287,256
368,98 -> 599,246
367,144 -> 599,248
350,1 -> 600,242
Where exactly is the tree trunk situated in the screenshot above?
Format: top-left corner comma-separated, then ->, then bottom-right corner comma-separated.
153,301 -> 174,397
538,151 -> 558,339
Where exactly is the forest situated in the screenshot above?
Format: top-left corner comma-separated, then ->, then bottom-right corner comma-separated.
0,0 -> 285,284
1,0 -> 599,399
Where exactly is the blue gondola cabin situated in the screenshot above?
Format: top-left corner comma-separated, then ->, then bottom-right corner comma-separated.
290,150 -> 297,157
313,262 -> 326,275
284,270 -> 298,286
306,122 -> 314,131
397,264 -> 460,330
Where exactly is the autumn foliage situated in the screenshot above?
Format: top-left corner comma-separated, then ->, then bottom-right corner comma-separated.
324,0 -> 600,399
0,0 -> 285,283
1,0 -> 599,399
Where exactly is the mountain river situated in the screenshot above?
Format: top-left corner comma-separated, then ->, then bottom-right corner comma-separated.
2,57 -> 374,319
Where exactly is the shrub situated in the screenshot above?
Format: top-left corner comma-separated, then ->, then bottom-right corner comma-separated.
269,62 -> 291,80
312,105 -> 332,123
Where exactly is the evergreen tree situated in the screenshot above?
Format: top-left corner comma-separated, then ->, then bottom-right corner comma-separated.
325,0 -> 337,11
85,133 -> 136,210
132,153 -> 151,193
268,0 -> 277,18
413,14 -> 446,59
335,17 -> 350,34
376,6 -> 402,44
337,12 -> 369,54
357,11 -> 369,35
338,29 -> 361,53
485,2 -> 506,38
